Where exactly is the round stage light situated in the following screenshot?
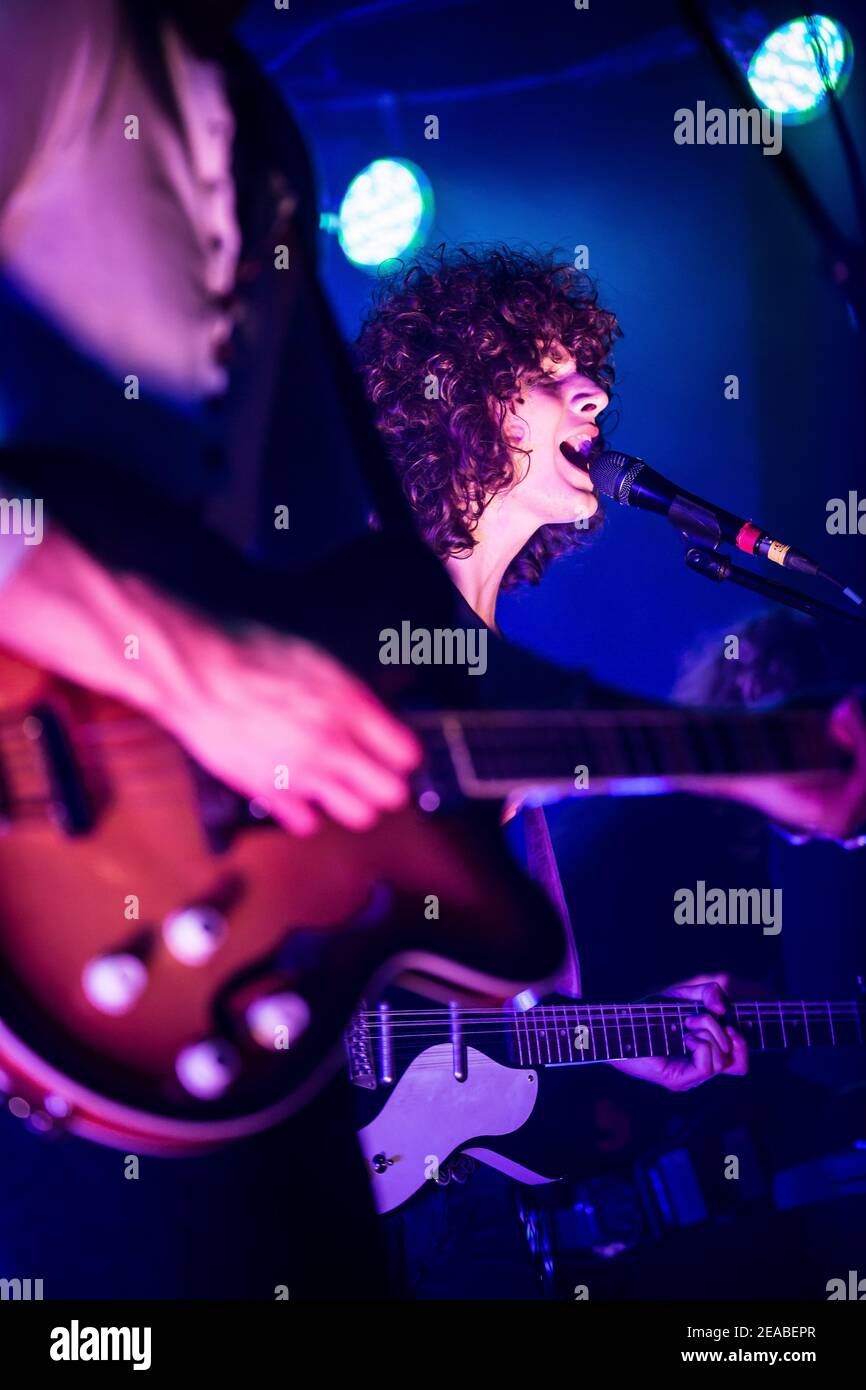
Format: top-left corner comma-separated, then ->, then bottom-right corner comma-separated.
747,15 -> 853,122
337,159 -> 433,270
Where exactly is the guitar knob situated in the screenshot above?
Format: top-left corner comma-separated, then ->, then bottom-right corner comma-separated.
245,992 -> 311,1050
370,1152 -> 396,1174
81,953 -> 148,1015
162,906 -> 227,966
175,1039 -> 240,1100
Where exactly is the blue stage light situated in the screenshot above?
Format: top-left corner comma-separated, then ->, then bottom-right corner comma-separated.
335,159 -> 433,270
747,15 -> 853,122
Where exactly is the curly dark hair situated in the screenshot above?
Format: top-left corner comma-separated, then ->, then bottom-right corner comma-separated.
356,245 -> 620,588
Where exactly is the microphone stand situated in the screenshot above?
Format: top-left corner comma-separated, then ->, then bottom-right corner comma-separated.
682,543 -> 866,629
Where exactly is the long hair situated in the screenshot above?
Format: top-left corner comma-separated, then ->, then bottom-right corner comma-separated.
357,245 -> 620,588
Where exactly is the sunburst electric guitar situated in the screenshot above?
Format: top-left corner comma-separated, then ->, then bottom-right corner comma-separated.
0,644 -> 850,1154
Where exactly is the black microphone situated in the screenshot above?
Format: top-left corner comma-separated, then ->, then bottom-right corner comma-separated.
562,443 -> 861,605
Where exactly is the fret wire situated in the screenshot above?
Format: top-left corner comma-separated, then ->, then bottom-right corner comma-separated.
701,717 -> 726,774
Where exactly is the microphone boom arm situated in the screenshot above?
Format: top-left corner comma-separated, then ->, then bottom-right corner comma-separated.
683,544 -> 866,628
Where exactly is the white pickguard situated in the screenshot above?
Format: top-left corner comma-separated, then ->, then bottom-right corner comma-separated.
358,1044 -> 545,1214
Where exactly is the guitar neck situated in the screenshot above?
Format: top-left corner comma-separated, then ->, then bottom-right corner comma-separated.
352,1000 -> 865,1088
410,706 -> 845,799
509,999 -> 866,1068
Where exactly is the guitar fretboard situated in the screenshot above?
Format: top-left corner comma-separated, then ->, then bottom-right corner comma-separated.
410,707 -> 845,798
510,1000 -> 865,1068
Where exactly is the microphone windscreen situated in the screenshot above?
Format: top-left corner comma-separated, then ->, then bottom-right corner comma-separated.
589,450 -> 644,504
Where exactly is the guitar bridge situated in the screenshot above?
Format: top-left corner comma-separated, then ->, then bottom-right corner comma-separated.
345,1008 -> 377,1090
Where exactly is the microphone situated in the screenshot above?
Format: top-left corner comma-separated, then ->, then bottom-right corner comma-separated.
562,443 -> 861,605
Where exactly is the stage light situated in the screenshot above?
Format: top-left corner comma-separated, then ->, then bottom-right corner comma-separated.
335,159 -> 433,270
747,15 -> 853,122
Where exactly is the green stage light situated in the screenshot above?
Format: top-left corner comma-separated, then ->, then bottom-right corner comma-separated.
336,159 -> 434,271
748,15 -> 853,122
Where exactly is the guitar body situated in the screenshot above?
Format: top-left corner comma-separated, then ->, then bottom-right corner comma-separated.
0,532 -> 848,1160
0,650 -> 566,1153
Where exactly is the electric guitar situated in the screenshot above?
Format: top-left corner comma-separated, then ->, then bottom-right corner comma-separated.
0,644 -> 850,1154
354,996 -> 866,1213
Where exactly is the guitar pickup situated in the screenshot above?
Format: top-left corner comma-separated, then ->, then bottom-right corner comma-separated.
30,703 -> 94,836
0,752 -> 9,832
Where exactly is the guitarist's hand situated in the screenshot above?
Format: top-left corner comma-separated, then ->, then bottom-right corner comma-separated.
162,623 -> 421,835
677,694 -> 866,843
0,526 -> 421,835
609,979 -> 748,1092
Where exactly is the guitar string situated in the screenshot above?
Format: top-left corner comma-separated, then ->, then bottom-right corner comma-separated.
356,1029 -> 860,1047
355,1006 -> 861,1017
358,1028 -> 861,1045
354,1007 -> 863,1045
356,1002 -> 861,1023
0,708 -> 835,736
355,1012 -> 862,1044
366,1022 -> 862,1054
352,1032 -> 859,1069
356,1014 -> 864,1035
353,1017 -> 864,1060
0,706 -> 840,778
